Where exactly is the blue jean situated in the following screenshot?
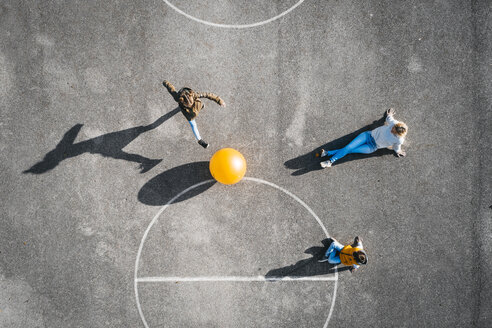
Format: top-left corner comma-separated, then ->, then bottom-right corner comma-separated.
327,131 -> 377,163
324,240 -> 344,264
189,120 -> 201,140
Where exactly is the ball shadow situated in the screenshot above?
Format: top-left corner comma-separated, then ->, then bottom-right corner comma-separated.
138,161 -> 216,206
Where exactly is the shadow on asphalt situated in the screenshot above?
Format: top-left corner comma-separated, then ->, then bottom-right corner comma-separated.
265,238 -> 351,278
284,112 -> 395,176
23,107 -> 180,174
138,161 -> 216,206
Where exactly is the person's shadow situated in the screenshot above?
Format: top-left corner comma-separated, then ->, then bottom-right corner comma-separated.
284,112 -> 395,176
265,238 -> 351,278
23,108 -> 180,174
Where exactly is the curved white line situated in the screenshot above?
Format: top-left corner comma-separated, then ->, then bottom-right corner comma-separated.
243,177 -> 338,328
134,179 -> 215,328
162,0 -> 305,29
325,272 -> 338,328
137,276 -> 337,282
135,177 -> 338,328
243,177 -> 329,237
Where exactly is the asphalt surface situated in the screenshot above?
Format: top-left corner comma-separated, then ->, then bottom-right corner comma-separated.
1,1 -> 491,327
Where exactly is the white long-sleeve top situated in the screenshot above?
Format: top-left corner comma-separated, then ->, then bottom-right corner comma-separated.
371,115 -> 405,153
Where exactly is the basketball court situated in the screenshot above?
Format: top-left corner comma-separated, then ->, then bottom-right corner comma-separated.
1,1 -> 490,327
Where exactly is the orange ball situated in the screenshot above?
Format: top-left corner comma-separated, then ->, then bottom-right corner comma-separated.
209,148 -> 246,185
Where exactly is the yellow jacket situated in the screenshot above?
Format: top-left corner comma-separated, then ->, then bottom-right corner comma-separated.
340,245 -> 363,266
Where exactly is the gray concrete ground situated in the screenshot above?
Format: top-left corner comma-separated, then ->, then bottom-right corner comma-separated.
1,1 -> 491,327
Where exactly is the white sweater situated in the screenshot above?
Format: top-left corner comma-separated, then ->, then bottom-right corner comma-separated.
371,115 -> 405,153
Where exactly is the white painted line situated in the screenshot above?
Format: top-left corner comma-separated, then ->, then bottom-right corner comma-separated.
324,271 -> 338,328
137,276 -> 337,283
162,0 -> 305,29
135,179 -> 215,328
243,177 -> 330,238
135,177 -> 338,328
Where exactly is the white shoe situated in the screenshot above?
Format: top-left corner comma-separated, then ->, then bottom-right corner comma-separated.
320,160 -> 332,168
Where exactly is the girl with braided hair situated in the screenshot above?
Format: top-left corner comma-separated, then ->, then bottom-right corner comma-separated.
163,80 -> 226,148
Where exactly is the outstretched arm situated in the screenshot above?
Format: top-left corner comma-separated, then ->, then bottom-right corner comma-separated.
350,264 -> 360,273
394,142 -> 406,157
163,80 -> 179,101
197,92 -> 226,107
386,108 -> 398,125
351,237 -> 363,248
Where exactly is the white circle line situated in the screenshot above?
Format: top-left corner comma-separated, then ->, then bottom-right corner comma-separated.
243,177 -> 338,328
137,276 -> 337,282
134,179 -> 215,328
134,177 -> 338,328
244,177 -> 329,237
162,0 -> 305,29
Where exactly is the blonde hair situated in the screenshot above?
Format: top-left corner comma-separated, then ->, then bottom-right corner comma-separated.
394,122 -> 408,137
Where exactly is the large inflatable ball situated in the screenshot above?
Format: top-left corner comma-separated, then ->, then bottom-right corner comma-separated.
209,148 -> 246,185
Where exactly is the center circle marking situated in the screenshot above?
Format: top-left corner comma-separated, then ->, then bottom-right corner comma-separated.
135,177 -> 338,328
162,0 -> 306,29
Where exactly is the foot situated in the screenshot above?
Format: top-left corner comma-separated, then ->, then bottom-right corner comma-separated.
320,160 -> 332,168
318,256 -> 329,263
315,149 -> 326,158
198,139 -> 209,148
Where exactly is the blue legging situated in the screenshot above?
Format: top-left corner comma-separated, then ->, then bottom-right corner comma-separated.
324,240 -> 343,264
188,120 -> 201,140
327,131 -> 377,163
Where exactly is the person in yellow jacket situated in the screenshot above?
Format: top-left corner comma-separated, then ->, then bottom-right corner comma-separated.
163,80 -> 226,148
318,236 -> 367,273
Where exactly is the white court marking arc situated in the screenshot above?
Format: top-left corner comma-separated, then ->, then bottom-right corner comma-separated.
135,177 -> 338,328
137,276 -> 337,282
162,0 -> 305,29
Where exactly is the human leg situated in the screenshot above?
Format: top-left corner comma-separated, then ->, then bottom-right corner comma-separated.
327,240 -> 343,264
320,149 -> 339,157
329,131 -> 375,163
189,120 -> 209,148
321,143 -> 374,158
188,120 -> 202,140
349,144 -> 377,154
328,250 -> 341,264
319,239 -> 343,262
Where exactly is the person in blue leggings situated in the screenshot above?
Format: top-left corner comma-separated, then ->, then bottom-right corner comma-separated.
319,108 -> 408,168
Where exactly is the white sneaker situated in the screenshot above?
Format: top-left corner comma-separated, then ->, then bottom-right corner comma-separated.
320,160 -> 332,168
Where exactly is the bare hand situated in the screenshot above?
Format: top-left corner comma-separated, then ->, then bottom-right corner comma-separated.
221,102 -> 226,108
397,151 -> 406,157
350,267 -> 357,273
386,108 -> 396,116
